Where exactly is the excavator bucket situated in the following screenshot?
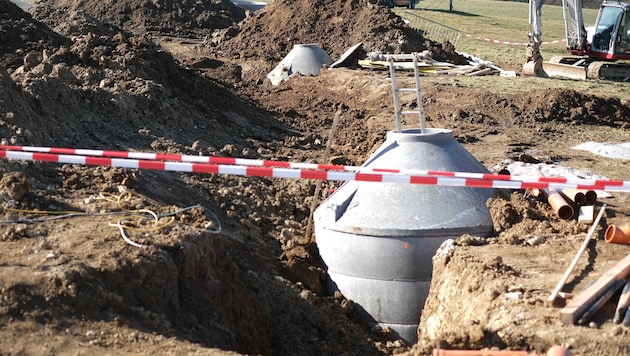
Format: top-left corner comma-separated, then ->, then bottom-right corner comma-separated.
522,59 -> 543,76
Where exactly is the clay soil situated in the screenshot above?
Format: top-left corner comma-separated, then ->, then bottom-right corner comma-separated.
1,0 -> 630,355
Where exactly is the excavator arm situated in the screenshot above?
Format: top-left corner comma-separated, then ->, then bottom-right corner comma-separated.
562,0 -> 589,55
524,0 -> 544,75
528,0 -> 543,44
524,0 -> 588,76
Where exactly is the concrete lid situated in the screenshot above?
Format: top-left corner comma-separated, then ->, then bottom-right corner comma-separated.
314,128 -> 495,237
267,43 -> 333,85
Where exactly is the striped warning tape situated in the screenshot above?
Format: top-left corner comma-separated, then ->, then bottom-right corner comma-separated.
0,144 -> 621,185
462,33 -> 566,46
0,145 -> 350,171
1,146 -> 629,192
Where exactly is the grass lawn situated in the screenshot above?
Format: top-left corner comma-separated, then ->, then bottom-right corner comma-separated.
394,0 -> 600,69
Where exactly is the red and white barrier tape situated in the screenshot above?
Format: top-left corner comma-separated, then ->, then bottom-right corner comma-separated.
1,147 -> 629,192
0,145 -> 349,171
0,144 -> 621,185
462,33 -> 565,46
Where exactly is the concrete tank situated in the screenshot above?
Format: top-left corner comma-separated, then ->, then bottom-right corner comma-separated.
313,128 -> 495,344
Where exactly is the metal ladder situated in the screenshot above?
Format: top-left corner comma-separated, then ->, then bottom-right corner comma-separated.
386,54 -> 426,133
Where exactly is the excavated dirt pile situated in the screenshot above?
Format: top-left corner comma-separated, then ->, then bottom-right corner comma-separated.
210,0 -> 468,65
39,0 -> 246,37
1,0 -> 630,355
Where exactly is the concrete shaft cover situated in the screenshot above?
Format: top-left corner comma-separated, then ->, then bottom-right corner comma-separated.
267,43 -> 333,85
314,128 -> 495,344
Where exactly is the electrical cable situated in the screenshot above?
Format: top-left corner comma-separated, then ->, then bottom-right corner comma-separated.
1,196 -> 222,249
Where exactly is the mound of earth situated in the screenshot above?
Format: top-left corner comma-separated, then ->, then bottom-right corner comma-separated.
411,192 -> 630,355
0,0 -> 69,68
210,0 -> 467,66
38,0 -> 245,37
1,0 -> 630,355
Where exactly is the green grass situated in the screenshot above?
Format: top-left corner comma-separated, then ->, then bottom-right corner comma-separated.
391,0 -> 630,100
395,0 -> 600,70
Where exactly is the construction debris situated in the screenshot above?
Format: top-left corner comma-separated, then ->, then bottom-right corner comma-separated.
359,50 -> 455,73
358,50 -> 517,77
560,253 -> 630,325
613,281 -> 630,324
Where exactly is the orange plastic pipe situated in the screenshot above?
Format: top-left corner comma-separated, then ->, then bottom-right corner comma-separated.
542,188 -> 574,220
584,190 -> 597,205
531,170 -> 573,220
432,350 -> 531,356
605,224 -> 630,244
431,346 -> 571,356
560,189 -> 586,205
561,189 -> 597,206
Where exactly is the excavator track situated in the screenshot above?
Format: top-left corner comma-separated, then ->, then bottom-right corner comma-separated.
586,61 -> 630,81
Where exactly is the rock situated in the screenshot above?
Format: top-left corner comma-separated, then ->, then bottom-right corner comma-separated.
23,51 -> 42,70
0,171 -> 29,201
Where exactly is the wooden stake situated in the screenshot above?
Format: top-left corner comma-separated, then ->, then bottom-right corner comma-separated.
547,204 -> 607,305
305,110 -> 341,242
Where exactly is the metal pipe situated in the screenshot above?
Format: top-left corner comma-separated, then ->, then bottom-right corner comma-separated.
306,110 -> 340,241
578,279 -> 626,325
388,57 -> 402,132
411,54 -> 426,133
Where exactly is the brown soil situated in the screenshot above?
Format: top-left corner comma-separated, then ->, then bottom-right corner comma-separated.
1,0 -> 630,355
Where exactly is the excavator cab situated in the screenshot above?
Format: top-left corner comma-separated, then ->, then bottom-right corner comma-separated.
618,10 -> 630,54
590,3 -> 630,58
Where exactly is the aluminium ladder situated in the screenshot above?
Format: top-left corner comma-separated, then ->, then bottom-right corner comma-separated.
386,54 -> 426,133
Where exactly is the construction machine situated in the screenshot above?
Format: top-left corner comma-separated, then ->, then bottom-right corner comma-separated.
384,0 -> 417,8
524,0 -> 630,80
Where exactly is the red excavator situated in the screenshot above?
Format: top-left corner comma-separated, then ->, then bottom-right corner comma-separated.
524,0 -> 630,80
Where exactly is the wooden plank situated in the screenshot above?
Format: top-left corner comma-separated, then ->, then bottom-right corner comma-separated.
329,42 -> 362,69
466,67 -> 493,76
560,253 -> 630,324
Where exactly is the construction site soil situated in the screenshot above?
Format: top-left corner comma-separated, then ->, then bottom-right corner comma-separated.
1,0 -> 630,355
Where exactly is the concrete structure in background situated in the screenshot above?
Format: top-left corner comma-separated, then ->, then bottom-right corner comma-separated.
267,44 -> 333,85
230,0 -> 267,12
11,0 -> 33,10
